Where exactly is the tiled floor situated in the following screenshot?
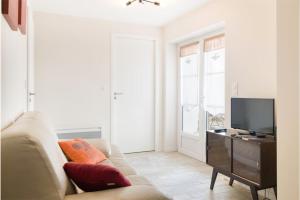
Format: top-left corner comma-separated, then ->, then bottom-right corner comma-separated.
126,152 -> 276,200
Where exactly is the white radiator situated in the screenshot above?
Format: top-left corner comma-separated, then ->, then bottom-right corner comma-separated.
56,127 -> 102,139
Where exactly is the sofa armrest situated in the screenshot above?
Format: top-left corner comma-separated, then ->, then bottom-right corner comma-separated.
84,138 -> 111,158
64,185 -> 171,200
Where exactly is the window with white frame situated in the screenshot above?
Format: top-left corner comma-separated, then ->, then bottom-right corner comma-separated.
180,42 -> 200,135
179,34 -> 225,136
203,34 -> 225,130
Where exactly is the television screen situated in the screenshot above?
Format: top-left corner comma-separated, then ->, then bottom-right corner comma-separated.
231,98 -> 275,135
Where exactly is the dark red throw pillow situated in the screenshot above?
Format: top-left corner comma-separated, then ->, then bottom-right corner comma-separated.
63,162 -> 131,192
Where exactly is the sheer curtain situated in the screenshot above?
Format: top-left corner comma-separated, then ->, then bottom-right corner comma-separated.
180,42 -> 200,134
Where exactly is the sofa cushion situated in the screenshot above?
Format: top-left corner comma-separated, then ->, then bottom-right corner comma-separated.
1,112 -> 76,200
108,145 -> 137,176
64,185 -> 171,200
64,162 -> 131,192
110,157 -> 137,176
101,159 -> 115,167
110,144 -> 125,158
85,138 -> 111,157
59,139 -> 107,164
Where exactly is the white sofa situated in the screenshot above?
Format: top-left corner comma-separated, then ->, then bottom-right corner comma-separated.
2,112 -> 171,200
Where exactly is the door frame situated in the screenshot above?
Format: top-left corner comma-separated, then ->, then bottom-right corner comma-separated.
26,3 -> 35,111
110,34 -> 160,152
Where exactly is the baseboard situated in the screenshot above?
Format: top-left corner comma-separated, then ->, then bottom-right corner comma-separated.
178,147 -> 204,161
163,146 -> 178,152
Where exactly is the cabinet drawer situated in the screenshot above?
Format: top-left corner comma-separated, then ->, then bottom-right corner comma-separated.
207,132 -> 231,172
232,139 -> 261,185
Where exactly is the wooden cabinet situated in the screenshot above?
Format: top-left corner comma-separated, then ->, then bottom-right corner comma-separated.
206,130 -> 277,200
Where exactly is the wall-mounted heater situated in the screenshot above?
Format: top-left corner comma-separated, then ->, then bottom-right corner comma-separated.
56,127 -> 102,140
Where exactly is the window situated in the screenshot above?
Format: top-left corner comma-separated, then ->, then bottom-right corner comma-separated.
179,34 -> 225,136
203,34 -> 225,130
180,42 -> 200,135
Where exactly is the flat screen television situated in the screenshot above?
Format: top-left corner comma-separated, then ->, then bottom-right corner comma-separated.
231,98 -> 275,135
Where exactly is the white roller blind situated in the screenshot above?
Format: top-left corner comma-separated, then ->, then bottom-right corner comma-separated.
180,42 -> 199,57
204,34 -> 225,52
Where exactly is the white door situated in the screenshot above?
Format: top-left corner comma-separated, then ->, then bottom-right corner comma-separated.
179,50 -> 205,161
111,36 -> 155,153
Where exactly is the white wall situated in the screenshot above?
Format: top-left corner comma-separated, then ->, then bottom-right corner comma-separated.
162,43 -> 178,151
1,17 -> 28,128
162,0 -> 277,151
277,0 -> 299,199
34,12 -> 162,143
299,0 -> 300,193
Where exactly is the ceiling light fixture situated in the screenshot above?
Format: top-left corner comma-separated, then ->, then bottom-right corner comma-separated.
126,0 -> 160,6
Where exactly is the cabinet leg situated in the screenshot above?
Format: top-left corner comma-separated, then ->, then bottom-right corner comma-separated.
273,186 -> 277,198
229,178 -> 234,186
250,186 -> 258,200
210,168 -> 218,190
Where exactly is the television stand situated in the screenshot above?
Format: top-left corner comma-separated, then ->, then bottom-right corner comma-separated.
236,129 -> 256,136
206,130 -> 277,200
256,133 -> 267,138
236,131 -> 267,138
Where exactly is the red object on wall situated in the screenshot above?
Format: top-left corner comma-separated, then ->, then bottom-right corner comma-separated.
18,0 -> 26,34
2,0 -> 19,31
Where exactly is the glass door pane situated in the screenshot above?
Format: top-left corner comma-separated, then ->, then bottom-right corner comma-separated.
180,54 -> 199,135
204,48 -> 225,130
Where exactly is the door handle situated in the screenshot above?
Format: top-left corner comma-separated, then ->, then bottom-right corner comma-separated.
113,92 -> 124,100
113,92 -> 124,95
29,92 -> 35,96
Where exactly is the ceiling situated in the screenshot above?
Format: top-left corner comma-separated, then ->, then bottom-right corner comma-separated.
30,0 -> 209,26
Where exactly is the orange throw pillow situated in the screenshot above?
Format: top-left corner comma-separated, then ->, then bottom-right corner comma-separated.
59,138 -> 107,164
